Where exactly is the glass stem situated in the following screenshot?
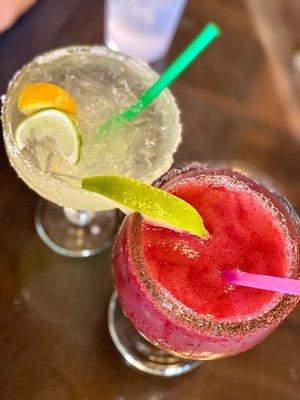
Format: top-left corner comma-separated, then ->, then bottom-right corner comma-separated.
63,207 -> 96,227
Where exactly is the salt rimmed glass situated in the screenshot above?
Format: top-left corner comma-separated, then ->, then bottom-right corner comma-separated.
1,46 -> 181,257
109,162 -> 300,376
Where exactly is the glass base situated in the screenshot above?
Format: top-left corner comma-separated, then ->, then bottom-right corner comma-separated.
35,199 -> 117,257
108,292 -> 201,377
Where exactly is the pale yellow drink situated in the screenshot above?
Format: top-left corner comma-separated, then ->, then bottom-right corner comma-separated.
2,46 -> 181,211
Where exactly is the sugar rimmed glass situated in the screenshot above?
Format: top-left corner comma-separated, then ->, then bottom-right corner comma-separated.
109,162 -> 300,376
1,46 -> 181,257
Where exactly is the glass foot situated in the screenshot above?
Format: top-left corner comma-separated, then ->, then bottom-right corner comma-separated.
108,292 -> 201,377
35,199 -> 117,257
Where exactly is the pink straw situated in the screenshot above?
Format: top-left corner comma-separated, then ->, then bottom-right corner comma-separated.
223,269 -> 300,296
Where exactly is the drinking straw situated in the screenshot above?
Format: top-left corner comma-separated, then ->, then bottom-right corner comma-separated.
223,269 -> 300,296
96,22 -> 221,138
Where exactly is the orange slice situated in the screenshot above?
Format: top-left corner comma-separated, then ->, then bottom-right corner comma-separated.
18,82 -> 77,116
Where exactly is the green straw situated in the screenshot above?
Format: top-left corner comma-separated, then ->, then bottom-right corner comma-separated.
96,22 -> 221,138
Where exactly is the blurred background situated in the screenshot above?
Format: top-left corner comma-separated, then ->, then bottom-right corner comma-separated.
0,1 -> 300,399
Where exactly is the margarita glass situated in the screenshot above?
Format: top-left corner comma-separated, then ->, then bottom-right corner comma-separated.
1,46 -> 181,257
109,163 -> 300,376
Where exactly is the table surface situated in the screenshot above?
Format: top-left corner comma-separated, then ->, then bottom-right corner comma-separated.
0,1 -> 300,399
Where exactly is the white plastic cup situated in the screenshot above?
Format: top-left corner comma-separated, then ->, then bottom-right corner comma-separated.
104,0 -> 187,63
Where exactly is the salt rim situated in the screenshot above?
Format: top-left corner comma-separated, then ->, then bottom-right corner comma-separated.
128,163 -> 300,339
1,45 -> 182,203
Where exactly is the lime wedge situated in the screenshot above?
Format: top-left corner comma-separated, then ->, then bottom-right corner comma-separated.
15,109 -> 82,164
82,175 -> 208,238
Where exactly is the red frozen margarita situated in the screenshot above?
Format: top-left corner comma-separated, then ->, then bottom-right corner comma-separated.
113,163 -> 299,360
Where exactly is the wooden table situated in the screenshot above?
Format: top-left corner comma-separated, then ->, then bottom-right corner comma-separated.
0,1 -> 300,399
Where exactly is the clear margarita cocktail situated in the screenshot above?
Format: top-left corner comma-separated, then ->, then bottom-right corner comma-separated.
111,163 -> 299,375
1,46 -> 181,256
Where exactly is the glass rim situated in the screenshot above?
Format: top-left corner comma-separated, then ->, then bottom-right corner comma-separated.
127,162 -> 300,338
1,45 -> 182,194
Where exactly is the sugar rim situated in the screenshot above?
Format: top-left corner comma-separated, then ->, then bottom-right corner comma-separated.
1,45 -> 182,198
127,162 -> 300,338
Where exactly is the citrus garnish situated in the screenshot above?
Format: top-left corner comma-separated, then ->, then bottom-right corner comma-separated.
18,82 -> 77,115
82,175 -> 208,237
15,109 -> 82,164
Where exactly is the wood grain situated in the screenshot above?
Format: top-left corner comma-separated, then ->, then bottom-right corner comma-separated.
0,1 -> 299,399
